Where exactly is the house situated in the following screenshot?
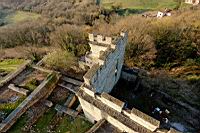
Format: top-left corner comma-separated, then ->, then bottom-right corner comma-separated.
185,0 -> 199,5
157,9 -> 172,18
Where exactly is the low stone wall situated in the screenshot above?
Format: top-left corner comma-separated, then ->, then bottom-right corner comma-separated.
86,119 -> 106,133
61,76 -> 83,86
100,92 -> 125,113
77,89 -> 153,133
0,72 -> 60,132
8,84 -> 29,96
131,108 -> 160,127
0,60 -> 32,88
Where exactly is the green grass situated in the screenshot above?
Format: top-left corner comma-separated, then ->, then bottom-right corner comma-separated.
33,108 -> 57,133
0,59 -> 25,73
102,0 -> 179,10
5,11 -> 41,24
55,117 -> 92,133
0,96 -> 26,114
8,114 -> 28,133
33,108 -> 92,133
24,78 -> 39,91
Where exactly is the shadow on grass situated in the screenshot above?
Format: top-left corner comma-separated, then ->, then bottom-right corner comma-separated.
115,8 -> 151,16
0,9 -> 12,26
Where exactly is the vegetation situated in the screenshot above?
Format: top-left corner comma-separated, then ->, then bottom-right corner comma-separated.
5,11 -> 41,24
33,108 -> 56,133
32,109 -> 92,133
0,96 -> 25,114
8,114 -> 28,133
0,59 -> 25,73
55,116 -> 92,133
94,7 -> 200,71
44,50 -> 77,71
102,0 -> 179,10
24,78 -> 39,91
0,0 -> 199,130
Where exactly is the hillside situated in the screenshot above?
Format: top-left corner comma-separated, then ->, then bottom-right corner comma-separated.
0,0 -> 199,132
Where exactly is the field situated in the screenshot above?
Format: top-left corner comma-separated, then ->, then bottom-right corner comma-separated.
0,10 -> 41,27
102,0 -> 181,10
5,11 -> 41,24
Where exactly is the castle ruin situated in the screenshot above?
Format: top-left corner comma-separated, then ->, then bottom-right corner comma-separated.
77,32 -> 179,133
0,31 -> 182,133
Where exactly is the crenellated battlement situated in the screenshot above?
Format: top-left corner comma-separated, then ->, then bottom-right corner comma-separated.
88,33 -> 113,45
81,31 -> 128,93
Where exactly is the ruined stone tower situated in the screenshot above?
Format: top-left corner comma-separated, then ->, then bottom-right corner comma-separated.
80,32 -> 128,94
77,32 -> 179,133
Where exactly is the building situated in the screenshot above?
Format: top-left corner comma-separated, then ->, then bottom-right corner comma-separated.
185,0 -> 199,5
77,32 -> 179,133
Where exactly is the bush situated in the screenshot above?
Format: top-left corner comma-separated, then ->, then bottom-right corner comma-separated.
50,24 -> 89,57
44,50 -> 77,71
152,22 -> 199,68
0,20 -> 51,48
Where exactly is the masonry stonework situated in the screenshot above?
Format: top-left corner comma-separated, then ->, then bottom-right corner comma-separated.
77,32 -> 180,133
82,32 -> 128,93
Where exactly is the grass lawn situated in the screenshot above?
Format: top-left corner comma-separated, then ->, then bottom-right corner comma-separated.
102,0 -> 179,10
55,116 -> 92,133
8,114 -> 28,133
32,108 -> 92,133
0,59 -> 25,73
33,108 -> 57,133
5,11 -> 41,24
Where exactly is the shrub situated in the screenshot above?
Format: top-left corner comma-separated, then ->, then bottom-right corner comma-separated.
50,24 -> 89,57
44,50 -> 77,71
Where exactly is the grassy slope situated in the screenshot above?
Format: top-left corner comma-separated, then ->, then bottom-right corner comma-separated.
102,0 -> 178,10
5,11 -> 40,24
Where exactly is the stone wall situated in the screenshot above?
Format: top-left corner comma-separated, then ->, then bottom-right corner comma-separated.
100,92 -> 125,112
83,32 -> 128,93
78,32 -> 181,133
131,108 -> 160,127
0,72 -> 60,132
77,89 -> 153,133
